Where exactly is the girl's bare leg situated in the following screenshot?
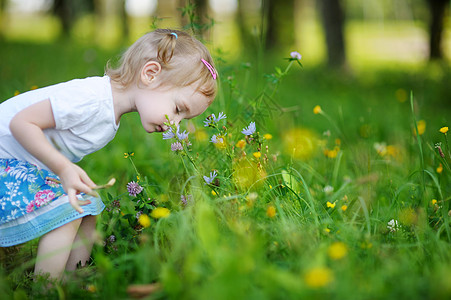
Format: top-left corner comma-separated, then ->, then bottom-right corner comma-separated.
65,215 -> 97,271
34,218 -> 82,279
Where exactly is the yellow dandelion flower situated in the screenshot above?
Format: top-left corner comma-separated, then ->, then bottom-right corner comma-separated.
264,133 -> 273,140
395,88 -> 407,103
211,190 -> 217,196
326,201 -> 336,208
335,138 -> 341,146
313,105 -> 322,114
328,242 -> 348,260
14,90 -> 20,96
304,267 -> 333,288
233,158 -> 266,189
437,163 -> 443,174
440,126 -> 448,134
283,127 -> 320,160
236,139 -> 246,149
150,207 -> 170,219
87,285 -> 97,293
415,120 -> 426,135
253,151 -> 261,158
432,199 -> 437,205
266,205 -> 276,218
138,214 -> 151,228
324,228 -> 331,233
124,153 -> 128,158
341,205 -> 347,211
194,129 -> 208,141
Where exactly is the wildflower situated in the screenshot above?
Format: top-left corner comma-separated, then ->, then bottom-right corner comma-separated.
203,170 -> 218,185
138,214 -> 151,228
253,152 -> 261,158
283,127 -> 319,160
241,122 -> 256,136
150,207 -> 170,219
415,120 -> 426,135
326,201 -> 336,208
204,112 -> 227,126
181,194 -> 193,206
211,190 -> 217,196
236,139 -> 246,149
127,181 -> 143,197
435,143 -> 445,158
313,105 -> 322,114
341,205 -> 348,211
87,285 -> 97,293
170,142 -> 183,152
107,235 -> 116,243
123,152 -> 134,158
290,51 -> 302,60
176,127 -> 189,141
263,133 -> 273,140
440,126 -> 448,134
387,219 -> 399,232
437,163 -> 443,174
210,134 -> 224,144
304,267 -> 333,288
210,134 -> 227,149
323,185 -> 334,194
324,228 -> 331,233
266,205 -> 276,218
431,199 -> 437,205
328,242 -> 348,260
162,128 -> 175,140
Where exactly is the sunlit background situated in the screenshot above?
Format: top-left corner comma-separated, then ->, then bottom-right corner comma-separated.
1,0 -> 450,68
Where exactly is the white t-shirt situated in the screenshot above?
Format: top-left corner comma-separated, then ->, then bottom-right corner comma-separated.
0,76 -> 119,170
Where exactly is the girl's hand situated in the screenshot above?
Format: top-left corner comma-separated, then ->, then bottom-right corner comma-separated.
58,163 -> 98,214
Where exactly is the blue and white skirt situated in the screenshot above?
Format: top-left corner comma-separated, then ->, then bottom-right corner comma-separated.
0,158 -> 105,247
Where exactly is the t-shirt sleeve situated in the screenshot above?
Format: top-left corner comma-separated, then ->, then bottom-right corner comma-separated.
49,82 -> 100,131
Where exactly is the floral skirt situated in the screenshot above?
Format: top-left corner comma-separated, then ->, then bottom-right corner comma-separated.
0,158 -> 105,247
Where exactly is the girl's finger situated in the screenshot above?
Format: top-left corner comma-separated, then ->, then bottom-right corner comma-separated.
68,189 -> 84,214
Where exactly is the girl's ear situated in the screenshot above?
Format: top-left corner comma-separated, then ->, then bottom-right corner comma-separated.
140,61 -> 162,86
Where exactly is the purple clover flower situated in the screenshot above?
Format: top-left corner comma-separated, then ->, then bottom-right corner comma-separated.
203,170 -> 218,185
127,181 -> 143,197
241,122 -> 256,136
171,142 -> 183,151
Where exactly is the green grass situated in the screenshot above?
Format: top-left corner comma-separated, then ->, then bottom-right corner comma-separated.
1,38 -> 451,299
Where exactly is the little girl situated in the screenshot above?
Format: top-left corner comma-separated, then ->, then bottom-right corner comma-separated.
0,28 -> 217,279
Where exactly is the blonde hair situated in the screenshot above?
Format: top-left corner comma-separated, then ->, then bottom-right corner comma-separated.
106,29 -> 217,98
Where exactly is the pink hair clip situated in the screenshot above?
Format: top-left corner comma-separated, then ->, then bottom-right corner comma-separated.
201,58 -> 217,80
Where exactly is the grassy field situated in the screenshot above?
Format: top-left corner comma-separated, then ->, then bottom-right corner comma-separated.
0,29 -> 451,299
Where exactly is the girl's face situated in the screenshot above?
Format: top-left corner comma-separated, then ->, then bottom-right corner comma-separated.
135,84 -> 211,133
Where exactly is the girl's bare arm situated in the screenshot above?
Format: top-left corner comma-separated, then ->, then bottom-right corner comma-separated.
9,99 -> 96,213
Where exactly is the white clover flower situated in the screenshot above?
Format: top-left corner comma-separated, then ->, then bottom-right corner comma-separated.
323,185 -> 334,195
290,51 -> 302,60
387,219 -> 399,232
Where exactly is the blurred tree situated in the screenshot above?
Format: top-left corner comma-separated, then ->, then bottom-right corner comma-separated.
52,0 -> 94,38
118,0 -> 129,39
318,0 -> 347,68
264,0 -> 295,52
426,0 -> 449,60
0,0 -> 6,40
